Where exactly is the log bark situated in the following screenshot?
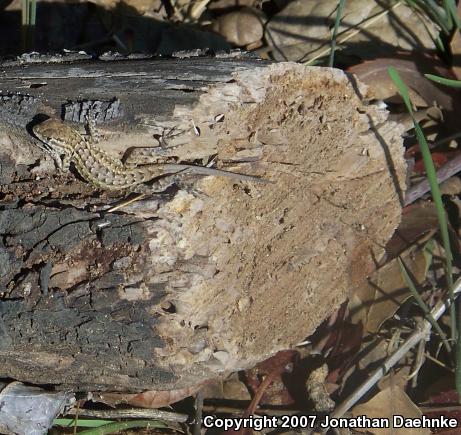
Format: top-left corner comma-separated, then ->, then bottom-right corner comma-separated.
0,54 -> 406,393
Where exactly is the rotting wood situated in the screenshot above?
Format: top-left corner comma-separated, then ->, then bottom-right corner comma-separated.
0,54 -> 406,394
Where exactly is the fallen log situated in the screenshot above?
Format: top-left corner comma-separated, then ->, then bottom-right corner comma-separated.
0,54 -> 406,393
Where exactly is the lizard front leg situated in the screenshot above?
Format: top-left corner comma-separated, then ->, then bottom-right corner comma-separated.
61,154 -> 71,171
123,127 -> 183,168
46,146 -> 67,172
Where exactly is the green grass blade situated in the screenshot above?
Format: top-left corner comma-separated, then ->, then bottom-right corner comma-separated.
54,418 -> 114,428
404,0 -> 451,34
442,0 -> 454,29
444,0 -> 461,31
423,238 -> 435,277
77,419 -> 167,435
388,65 -> 458,395
398,257 -> 452,354
328,0 -> 347,67
388,67 -> 412,109
434,34 -> 447,55
20,0 -> 36,51
422,0 -> 451,34
21,0 -> 27,51
22,0 -> 27,25
403,0 -> 448,53
388,67 -> 454,291
425,74 -> 461,87
30,0 -> 36,26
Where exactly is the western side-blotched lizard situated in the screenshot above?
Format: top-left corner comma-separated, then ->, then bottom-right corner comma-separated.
32,118 -> 268,191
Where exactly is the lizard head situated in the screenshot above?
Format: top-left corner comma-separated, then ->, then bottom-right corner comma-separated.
33,118 -> 80,153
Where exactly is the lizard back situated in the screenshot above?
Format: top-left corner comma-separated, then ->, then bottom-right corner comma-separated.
33,118 -> 268,191
33,118 -> 173,190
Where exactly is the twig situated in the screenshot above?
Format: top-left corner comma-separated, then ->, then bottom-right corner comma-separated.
108,193 -> 146,212
408,337 -> 425,386
202,405 -> 302,416
404,152 -> 461,205
189,0 -> 212,21
65,407 -> 188,423
419,405 -> 461,413
424,352 -> 455,372
73,402 -> 79,435
194,391 -> 204,435
326,276 -> 461,426
431,131 -> 461,149
398,257 -> 452,354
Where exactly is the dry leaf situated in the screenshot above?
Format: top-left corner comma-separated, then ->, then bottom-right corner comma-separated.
378,365 -> 413,391
385,202 -> 439,261
350,242 -> 430,333
352,385 -> 430,435
266,0 -> 439,61
96,383 -> 206,408
201,375 -> 252,400
349,54 -> 454,108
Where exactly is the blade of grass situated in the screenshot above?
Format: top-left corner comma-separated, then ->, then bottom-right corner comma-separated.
29,0 -> 37,50
442,0 -> 454,29
425,74 -> 461,87
398,257 -> 452,354
404,0 -> 449,54
30,0 -> 36,26
388,66 -> 458,396
404,0 -> 451,35
54,418 -> 114,428
426,0 -> 450,32
77,419 -> 167,435
328,0 -> 347,67
422,238 -> 435,277
21,0 -> 27,51
388,66 -> 454,313
73,402 -> 79,435
21,0 -> 37,51
444,0 -> 461,31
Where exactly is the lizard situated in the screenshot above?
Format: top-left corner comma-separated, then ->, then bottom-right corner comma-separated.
32,118 -> 269,191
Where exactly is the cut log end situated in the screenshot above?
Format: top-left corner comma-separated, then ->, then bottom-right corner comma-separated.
148,64 -> 406,386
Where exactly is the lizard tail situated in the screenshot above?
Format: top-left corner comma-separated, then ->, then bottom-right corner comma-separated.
160,163 -> 270,184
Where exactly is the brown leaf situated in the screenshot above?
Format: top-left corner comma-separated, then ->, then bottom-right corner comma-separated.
324,322 -> 363,382
243,350 -> 299,407
352,386 -> 430,435
201,375 -> 251,401
349,53 -> 461,132
96,382 -> 206,408
350,242 -> 430,333
385,202 -> 439,260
